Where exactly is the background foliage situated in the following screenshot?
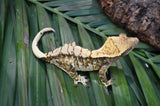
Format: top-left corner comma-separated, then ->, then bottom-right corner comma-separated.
0,0 -> 160,105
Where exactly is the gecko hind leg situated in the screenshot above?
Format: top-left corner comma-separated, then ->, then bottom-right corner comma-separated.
99,64 -> 115,88
74,75 -> 89,87
66,67 -> 89,87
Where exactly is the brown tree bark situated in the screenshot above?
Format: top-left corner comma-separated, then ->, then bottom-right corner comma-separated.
100,0 -> 160,50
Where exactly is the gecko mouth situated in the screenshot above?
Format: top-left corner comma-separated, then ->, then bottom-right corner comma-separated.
121,47 -> 133,56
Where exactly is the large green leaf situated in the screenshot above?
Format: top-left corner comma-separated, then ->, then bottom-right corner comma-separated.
129,53 -> 160,105
110,66 -> 139,106
14,0 -> 29,105
0,3 -> 14,105
0,0 -> 7,63
27,4 -> 48,106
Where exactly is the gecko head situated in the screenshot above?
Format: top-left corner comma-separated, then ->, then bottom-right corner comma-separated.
110,34 -> 139,56
91,34 -> 139,58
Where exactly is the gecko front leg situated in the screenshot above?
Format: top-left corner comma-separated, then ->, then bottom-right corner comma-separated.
99,64 -> 114,88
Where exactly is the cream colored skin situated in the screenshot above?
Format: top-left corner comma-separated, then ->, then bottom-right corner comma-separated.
32,28 -> 139,88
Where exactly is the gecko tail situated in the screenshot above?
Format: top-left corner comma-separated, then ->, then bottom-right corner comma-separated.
32,27 -> 55,58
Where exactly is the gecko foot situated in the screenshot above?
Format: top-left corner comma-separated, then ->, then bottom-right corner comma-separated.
103,78 -> 115,88
74,75 -> 89,87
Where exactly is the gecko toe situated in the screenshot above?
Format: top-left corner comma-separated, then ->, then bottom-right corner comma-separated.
83,82 -> 89,88
74,81 -> 78,87
103,78 -> 116,88
84,77 -> 90,82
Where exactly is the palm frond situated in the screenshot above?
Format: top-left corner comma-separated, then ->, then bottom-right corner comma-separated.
0,0 -> 160,105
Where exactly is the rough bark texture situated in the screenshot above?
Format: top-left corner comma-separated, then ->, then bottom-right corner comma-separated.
100,0 -> 160,49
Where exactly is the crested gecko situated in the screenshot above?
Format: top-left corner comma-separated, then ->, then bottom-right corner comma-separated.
32,28 -> 139,88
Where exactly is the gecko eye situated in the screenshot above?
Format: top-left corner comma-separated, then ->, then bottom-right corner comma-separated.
119,34 -> 127,38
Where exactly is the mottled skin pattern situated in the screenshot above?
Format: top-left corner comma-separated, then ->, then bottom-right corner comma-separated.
32,28 -> 139,88
45,50 -> 117,87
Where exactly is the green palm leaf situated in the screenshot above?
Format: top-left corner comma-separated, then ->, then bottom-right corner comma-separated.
0,0 -> 160,105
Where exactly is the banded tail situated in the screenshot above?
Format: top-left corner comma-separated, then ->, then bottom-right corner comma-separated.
32,28 -> 55,58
